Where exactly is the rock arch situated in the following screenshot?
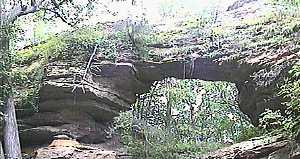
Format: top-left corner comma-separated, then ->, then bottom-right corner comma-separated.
38,54 -> 295,126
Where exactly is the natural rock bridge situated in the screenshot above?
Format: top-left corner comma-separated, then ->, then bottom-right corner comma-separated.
39,52 -> 296,124
19,51 -> 297,146
19,0 -> 300,146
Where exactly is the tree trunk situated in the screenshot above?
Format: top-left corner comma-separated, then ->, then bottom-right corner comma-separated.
1,26 -> 22,159
3,97 -> 22,159
0,142 -> 4,159
165,79 -> 172,129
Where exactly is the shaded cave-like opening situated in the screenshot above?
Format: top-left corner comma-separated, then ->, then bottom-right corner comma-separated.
116,78 -> 255,147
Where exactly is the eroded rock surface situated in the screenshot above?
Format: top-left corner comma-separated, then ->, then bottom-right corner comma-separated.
40,62 -> 141,121
19,61 -> 146,145
20,109 -> 109,145
201,135 -> 300,159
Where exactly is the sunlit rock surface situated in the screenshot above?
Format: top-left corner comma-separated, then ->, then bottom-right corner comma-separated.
201,135 -> 300,159
34,136 -> 121,159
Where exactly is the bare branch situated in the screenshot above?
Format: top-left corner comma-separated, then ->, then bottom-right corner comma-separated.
31,0 -> 37,6
7,0 -> 46,24
42,0 -> 81,26
51,0 -> 60,8
42,8 -> 80,26
72,44 -> 99,93
4,0 -> 95,26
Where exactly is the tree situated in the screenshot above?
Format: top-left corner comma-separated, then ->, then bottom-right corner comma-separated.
0,0 -> 97,158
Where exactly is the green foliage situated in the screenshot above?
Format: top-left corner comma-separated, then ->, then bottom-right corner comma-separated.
97,30 -> 130,60
12,25 -> 103,110
236,126 -> 262,142
258,62 -> 300,139
180,14 -> 211,30
13,19 -> 164,110
115,112 -> 224,159
259,109 -> 284,132
277,62 -> 300,138
115,79 -> 256,158
39,27 -> 100,62
0,25 -> 18,107
12,61 -> 44,110
275,0 -> 300,6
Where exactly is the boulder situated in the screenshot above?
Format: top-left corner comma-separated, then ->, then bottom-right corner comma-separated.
35,138 -> 118,159
200,135 -> 300,159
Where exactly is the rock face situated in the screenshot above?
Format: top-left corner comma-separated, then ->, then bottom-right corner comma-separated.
131,0 -> 300,125
39,62 -> 143,122
19,61 -> 147,145
17,1 -> 299,158
23,50 -> 297,146
201,135 -> 300,159
20,109 -> 109,145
